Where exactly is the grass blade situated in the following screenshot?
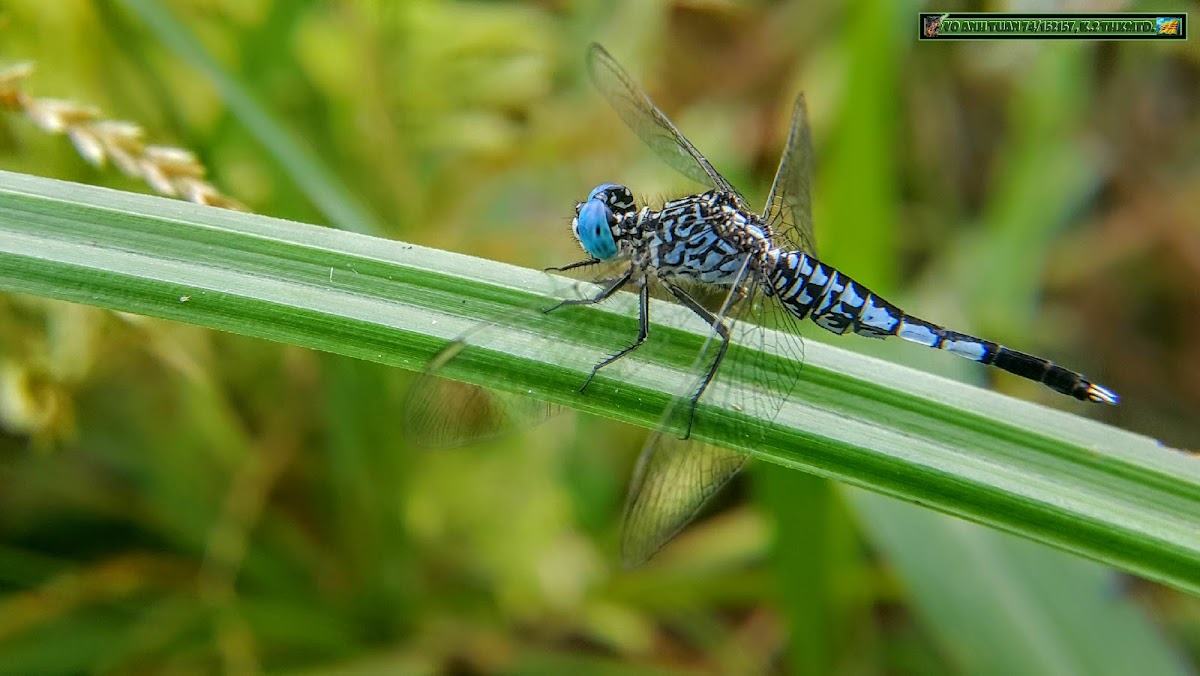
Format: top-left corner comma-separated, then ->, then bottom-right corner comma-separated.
0,170 -> 1197,596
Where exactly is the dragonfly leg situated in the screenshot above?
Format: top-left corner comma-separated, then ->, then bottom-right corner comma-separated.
578,282 -> 651,392
543,268 -> 631,314
664,282 -> 739,440
545,258 -> 603,273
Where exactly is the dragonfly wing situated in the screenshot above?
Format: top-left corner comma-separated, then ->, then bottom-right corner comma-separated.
404,263 -> 634,448
620,431 -> 748,568
403,339 -> 563,448
618,263 -> 762,567
587,43 -> 745,202
619,252 -> 811,566
761,93 -> 817,256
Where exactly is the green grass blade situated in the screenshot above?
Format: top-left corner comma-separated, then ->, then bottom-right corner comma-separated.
1,170 -> 1197,595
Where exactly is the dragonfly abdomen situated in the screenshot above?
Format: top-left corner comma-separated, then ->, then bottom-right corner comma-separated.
770,251 -> 1119,404
769,251 -> 901,338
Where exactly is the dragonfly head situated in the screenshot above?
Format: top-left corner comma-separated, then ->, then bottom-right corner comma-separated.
573,183 -> 636,260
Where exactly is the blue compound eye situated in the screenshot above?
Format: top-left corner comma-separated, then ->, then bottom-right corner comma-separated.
575,198 -> 618,260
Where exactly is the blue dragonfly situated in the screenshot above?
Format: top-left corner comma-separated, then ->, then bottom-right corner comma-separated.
406,44 -> 1119,567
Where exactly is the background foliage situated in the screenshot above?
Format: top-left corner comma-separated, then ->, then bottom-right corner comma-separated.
0,0 -> 1198,674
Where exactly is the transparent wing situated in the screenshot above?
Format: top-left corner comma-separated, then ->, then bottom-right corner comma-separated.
619,261 -> 808,565
621,433 -> 747,567
761,93 -> 817,256
403,339 -> 563,449
404,261 -> 641,448
587,43 -> 746,203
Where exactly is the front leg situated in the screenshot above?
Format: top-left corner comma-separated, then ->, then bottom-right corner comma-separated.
545,258 -> 602,274
543,268 -> 632,315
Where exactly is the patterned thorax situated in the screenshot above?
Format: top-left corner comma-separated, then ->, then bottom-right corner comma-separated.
646,191 -> 776,285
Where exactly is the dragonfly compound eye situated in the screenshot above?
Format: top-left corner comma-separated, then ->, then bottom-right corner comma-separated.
574,196 -> 618,259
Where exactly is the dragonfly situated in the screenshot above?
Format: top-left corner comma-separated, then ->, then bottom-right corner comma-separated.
406,43 -> 1119,567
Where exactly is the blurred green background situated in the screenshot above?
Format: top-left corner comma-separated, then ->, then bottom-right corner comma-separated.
2,0 -> 1199,674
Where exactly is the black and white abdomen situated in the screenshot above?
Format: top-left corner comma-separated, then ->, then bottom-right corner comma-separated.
769,251 -> 1118,404
768,251 -> 902,337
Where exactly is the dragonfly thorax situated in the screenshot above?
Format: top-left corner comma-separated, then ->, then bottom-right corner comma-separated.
643,191 -> 777,286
